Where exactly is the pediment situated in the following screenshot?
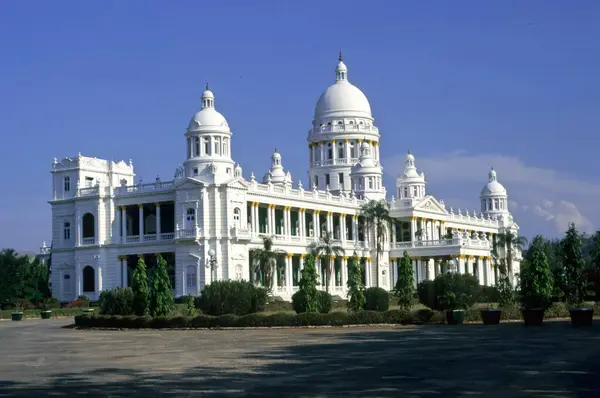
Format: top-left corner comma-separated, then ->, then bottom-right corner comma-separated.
414,196 -> 448,214
174,178 -> 205,190
227,178 -> 249,190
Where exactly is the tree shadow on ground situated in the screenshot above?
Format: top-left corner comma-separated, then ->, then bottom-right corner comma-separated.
1,321 -> 599,397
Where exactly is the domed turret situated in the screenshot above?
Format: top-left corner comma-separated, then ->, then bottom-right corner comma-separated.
263,148 -> 292,185
396,149 -> 426,200
183,85 -> 236,182
307,53 -> 382,195
480,167 -> 509,216
350,140 -> 385,200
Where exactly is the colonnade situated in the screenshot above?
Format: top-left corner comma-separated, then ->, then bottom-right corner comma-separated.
389,254 -> 495,287
308,138 -> 380,167
248,202 -> 367,246
271,253 -> 373,294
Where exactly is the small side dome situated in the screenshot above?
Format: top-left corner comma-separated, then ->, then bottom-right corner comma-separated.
481,167 -> 507,196
187,84 -> 230,131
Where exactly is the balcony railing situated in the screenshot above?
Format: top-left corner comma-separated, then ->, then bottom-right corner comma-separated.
115,181 -> 175,197
394,238 -> 491,250
81,237 -> 95,245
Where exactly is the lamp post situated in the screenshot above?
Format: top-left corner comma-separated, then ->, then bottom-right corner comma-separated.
206,248 -> 218,283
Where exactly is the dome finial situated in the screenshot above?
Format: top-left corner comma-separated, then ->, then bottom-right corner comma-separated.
339,49 -> 343,62
408,148 -> 412,155
205,82 -> 209,90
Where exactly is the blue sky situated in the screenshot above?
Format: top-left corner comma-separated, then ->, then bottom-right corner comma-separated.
1,1 -> 599,251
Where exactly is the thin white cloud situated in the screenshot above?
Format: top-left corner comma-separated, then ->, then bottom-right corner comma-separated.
384,152 -> 599,235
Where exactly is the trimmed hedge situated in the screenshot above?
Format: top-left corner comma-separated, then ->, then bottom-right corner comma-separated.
74,301 -> 600,329
291,290 -> 333,314
364,287 -> 389,312
197,280 -> 267,316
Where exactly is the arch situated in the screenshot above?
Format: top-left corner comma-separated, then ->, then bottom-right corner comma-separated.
82,213 -> 95,238
82,265 -> 95,292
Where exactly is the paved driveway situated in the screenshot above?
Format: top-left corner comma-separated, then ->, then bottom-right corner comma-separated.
0,318 -> 599,397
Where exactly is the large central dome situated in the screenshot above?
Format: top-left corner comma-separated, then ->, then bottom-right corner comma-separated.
314,55 -> 372,121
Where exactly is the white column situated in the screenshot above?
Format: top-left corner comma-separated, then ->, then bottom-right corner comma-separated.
76,262 -> 82,296
75,210 -> 81,246
344,139 -> 350,162
121,206 -> 127,244
267,205 -> 273,235
427,258 -> 434,281
284,207 -> 290,236
477,257 -> 485,285
411,217 -> 416,242
327,212 -> 333,237
331,139 -> 336,165
286,255 -> 293,292
138,204 -> 144,241
255,204 -> 260,234
352,216 -> 358,243
457,256 -> 465,274
299,209 -> 305,237
365,259 -> 371,287
342,257 -> 348,289
156,203 -> 161,240
392,222 -> 397,246
340,214 -> 346,245
314,212 -> 320,238
250,203 -> 256,233
121,257 -> 127,287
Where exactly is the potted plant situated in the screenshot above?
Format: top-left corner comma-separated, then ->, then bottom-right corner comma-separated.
11,307 -> 24,321
519,236 -> 554,326
561,224 -> 594,327
480,260 -> 512,325
40,301 -> 52,319
435,272 -> 478,325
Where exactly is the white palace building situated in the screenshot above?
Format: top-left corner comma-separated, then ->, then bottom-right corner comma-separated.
45,54 -> 522,302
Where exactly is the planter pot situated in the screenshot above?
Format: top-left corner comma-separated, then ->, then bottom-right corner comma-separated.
40,310 -> 52,319
521,308 -> 544,326
480,309 -> 502,325
569,308 -> 593,327
446,310 -> 465,325
11,312 -> 23,321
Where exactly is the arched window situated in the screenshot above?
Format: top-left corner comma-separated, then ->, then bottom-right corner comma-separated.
82,265 -> 95,292
327,143 -> 333,160
338,141 -> 344,159
82,213 -> 95,239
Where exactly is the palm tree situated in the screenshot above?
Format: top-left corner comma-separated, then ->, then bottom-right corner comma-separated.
249,235 -> 286,291
309,231 -> 345,293
496,231 -> 528,283
359,199 -> 393,286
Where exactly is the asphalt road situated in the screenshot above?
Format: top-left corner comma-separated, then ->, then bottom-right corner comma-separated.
0,318 -> 598,397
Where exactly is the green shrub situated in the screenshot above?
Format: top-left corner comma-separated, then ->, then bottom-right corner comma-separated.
149,254 -> 175,317
182,295 -> 195,316
394,251 -> 415,310
43,297 -> 61,310
364,287 -> 389,312
417,280 -> 437,310
346,254 -> 365,312
317,291 -> 332,314
77,295 -> 90,303
99,287 -> 134,315
291,290 -> 308,314
479,286 -> 500,303
197,280 -> 266,316
520,236 -> 554,310
433,273 -> 479,311
132,256 -> 150,316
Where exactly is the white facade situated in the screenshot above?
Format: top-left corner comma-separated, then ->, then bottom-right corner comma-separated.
46,55 -> 522,302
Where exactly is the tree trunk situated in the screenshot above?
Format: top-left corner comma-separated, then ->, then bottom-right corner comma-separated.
326,258 -> 331,293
